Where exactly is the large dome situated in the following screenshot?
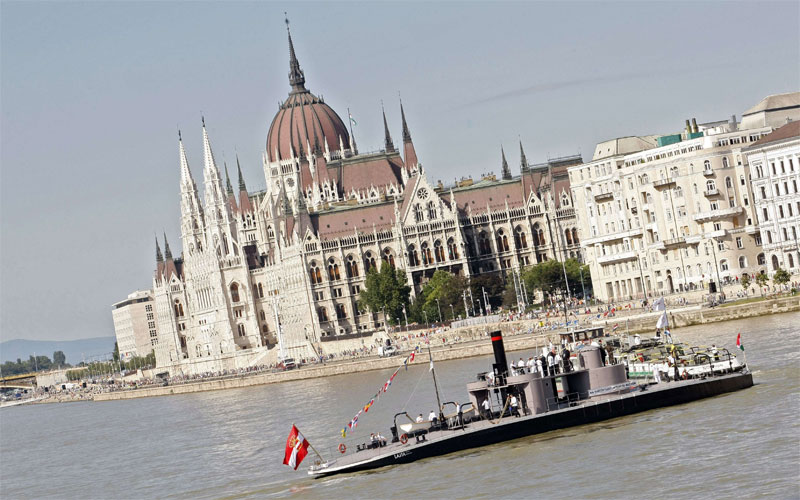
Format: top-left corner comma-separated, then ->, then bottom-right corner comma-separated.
266,23 -> 350,161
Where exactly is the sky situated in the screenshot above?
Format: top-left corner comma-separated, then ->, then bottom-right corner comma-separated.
1,1 -> 798,342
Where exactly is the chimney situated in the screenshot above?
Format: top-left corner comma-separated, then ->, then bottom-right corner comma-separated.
685,119 -> 691,134
490,330 -> 509,381
691,118 -> 698,134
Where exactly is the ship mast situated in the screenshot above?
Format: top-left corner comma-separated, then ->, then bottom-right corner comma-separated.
427,343 -> 444,422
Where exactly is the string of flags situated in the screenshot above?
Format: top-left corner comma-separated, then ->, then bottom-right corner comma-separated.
341,351 -> 416,438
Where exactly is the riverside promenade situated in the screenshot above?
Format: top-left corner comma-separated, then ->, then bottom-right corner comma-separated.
90,295 -> 800,402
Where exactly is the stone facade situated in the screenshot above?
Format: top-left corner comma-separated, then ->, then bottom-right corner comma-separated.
111,290 -> 158,360
569,93 -> 799,302
743,121 -> 800,275
147,24 -> 583,374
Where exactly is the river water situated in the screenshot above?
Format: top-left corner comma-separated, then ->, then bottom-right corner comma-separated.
2,314 -> 798,499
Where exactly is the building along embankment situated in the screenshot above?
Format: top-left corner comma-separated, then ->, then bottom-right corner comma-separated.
92,296 -> 799,402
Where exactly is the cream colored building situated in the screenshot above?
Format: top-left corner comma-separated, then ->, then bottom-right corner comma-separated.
569,93 -> 799,302
743,120 -> 800,275
111,290 -> 158,359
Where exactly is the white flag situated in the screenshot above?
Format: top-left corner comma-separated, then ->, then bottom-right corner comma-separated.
653,297 -> 666,311
429,358 -> 434,372
656,311 -> 669,329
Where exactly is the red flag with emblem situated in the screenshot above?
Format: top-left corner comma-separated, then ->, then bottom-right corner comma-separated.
282,425 -> 310,470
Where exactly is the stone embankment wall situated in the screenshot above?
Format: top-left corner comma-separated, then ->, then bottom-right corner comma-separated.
94,296 -> 799,402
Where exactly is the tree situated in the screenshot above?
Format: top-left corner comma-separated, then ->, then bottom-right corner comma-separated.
409,270 -> 468,322
522,259 -> 589,304
53,351 -> 67,368
358,262 -> 411,326
470,273 -> 505,313
113,342 -> 120,362
773,267 -> 790,286
740,273 -> 751,290
755,272 -> 769,291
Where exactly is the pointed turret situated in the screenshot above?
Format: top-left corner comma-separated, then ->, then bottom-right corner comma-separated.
400,100 -> 418,171
281,185 -> 293,217
501,146 -> 511,180
155,235 -> 164,263
178,130 -> 205,251
237,155 -> 247,192
285,16 -> 306,93
224,162 -> 234,195
163,232 -> 173,260
519,139 -> 529,174
382,104 -> 395,152
201,117 -> 228,212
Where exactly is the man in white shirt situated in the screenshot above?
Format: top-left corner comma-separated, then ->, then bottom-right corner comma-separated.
527,357 -> 536,374
518,358 -> 526,374
481,398 -> 491,420
510,394 -> 520,417
554,352 -> 562,374
428,410 -> 438,425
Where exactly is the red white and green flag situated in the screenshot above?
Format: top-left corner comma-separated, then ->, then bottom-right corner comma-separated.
736,333 -> 744,351
282,425 -> 310,470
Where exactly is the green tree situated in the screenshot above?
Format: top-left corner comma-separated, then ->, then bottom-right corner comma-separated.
755,272 -> 769,290
740,273 -> 751,289
522,259 -> 589,303
409,270 -> 468,322
113,342 -> 120,362
773,267 -> 790,286
358,262 -> 411,326
53,350 -> 67,368
470,273 -> 505,313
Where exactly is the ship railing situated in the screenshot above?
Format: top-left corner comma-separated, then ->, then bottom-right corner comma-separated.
545,391 -> 588,412
323,433 -> 393,462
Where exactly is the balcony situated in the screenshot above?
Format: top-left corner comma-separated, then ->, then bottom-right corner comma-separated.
663,237 -> 686,248
706,229 -> 728,239
583,228 -> 643,245
597,250 -> 638,265
642,203 -> 654,212
693,206 -> 743,222
594,191 -> 614,202
653,178 -> 676,189
703,169 -> 715,177
704,188 -> 720,197
685,234 -> 702,244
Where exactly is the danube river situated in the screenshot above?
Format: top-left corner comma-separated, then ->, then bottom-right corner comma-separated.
2,313 -> 798,499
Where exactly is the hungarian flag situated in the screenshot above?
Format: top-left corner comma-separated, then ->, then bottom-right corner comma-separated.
283,425 -> 310,470
736,333 -> 744,351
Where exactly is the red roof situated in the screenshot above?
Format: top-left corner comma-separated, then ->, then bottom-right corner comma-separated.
267,90 -> 350,161
313,203 -> 395,239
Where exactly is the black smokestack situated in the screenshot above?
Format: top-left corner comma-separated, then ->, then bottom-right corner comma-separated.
490,330 -> 508,379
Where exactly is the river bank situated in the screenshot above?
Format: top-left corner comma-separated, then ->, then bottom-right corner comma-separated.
80,295 -> 799,402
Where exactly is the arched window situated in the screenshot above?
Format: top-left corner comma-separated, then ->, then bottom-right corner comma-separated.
572,228 -> 579,244
722,157 -> 729,168
704,160 -> 711,171
335,303 -> 347,319
771,255 -> 780,270
720,259 -> 729,272
309,261 -> 322,284
364,252 -> 376,272
641,174 -> 649,184
230,283 -> 240,302
427,201 -> 437,220
447,238 -> 459,259
327,258 -> 341,281
725,177 -> 733,188
257,283 -> 264,298
174,300 -> 184,317
738,256 -> 747,268
670,166 -> 679,178
789,254 -> 795,268
674,186 -> 683,198
346,255 -> 359,277
532,224 -> 541,247
408,245 -> 419,266
478,232 -> 491,255
706,179 -> 716,191
421,242 -> 432,264
414,204 -> 424,222
318,307 -> 328,322
757,253 -> 766,266
432,241 -> 443,263
383,248 -> 396,268
565,228 -> 573,245
514,227 -> 528,249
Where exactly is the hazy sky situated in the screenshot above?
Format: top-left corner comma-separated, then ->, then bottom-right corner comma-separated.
1,1 -> 798,342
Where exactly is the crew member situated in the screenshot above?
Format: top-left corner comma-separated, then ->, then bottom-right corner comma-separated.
416,413 -> 424,423
481,398 -> 491,420
510,394 -> 520,417
428,410 -> 438,425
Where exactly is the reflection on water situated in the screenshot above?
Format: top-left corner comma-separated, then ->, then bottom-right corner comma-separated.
1,313 -> 798,499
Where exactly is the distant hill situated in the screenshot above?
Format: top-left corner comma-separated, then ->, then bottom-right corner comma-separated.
0,337 -> 116,365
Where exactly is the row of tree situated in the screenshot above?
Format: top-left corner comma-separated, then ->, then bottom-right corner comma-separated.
358,259 -> 591,326
739,267 -> 791,290
1,351 -> 67,376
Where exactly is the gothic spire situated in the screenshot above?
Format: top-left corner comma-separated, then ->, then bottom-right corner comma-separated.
501,146 -> 511,180
382,103 -> 395,152
400,99 -> 412,143
178,130 -> 195,188
163,232 -> 173,260
224,162 -> 234,195
155,235 -> 163,263
281,185 -> 293,216
236,155 -> 247,192
285,15 -> 306,93
519,139 -> 530,174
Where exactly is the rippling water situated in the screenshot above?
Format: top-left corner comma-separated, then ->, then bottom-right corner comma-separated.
2,314 -> 798,499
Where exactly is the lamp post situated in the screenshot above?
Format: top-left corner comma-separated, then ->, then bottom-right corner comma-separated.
435,298 -> 442,323
423,309 -> 428,326
579,266 -> 587,300
450,303 -> 455,321
709,238 -> 723,299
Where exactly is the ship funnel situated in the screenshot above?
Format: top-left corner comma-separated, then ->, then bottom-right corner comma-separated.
490,330 -> 509,380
